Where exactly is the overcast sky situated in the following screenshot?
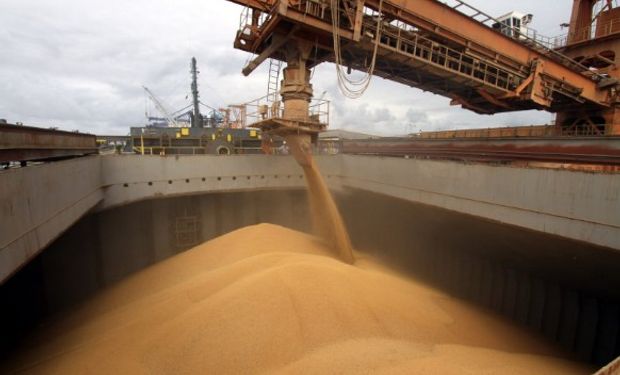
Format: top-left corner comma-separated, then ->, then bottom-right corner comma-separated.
0,0 -> 574,135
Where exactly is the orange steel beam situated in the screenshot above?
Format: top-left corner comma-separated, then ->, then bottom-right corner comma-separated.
361,0 -> 606,104
226,0 -> 609,107
569,0 -> 595,35
226,0 -> 274,11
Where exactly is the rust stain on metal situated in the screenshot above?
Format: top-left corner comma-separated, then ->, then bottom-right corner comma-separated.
341,137 -> 620,167
0,123 -> 97,163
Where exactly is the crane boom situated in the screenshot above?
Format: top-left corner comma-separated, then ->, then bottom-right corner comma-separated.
143,86 -> 179,128
227,0 -> 616,115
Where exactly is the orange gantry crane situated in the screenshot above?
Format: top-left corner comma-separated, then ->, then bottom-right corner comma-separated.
226,0 -> 620,136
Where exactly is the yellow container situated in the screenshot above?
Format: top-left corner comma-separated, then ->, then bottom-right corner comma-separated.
211,134 -> 216,140
181,128 -> 189,136
249,130 -> 257,137
227,134 -> 232,142
175,132 -> 181,139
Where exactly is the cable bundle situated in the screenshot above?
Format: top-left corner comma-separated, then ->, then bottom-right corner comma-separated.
330,0 -> 384,98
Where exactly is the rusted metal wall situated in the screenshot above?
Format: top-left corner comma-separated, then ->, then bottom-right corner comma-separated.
416,125 -> 559,138
0,124 -> 97,163
340,136 -> 620,166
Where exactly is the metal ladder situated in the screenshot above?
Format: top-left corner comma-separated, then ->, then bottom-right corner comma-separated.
266,58 -> 282,103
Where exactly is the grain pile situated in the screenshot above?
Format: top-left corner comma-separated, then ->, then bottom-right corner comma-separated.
3,224 -> 589,374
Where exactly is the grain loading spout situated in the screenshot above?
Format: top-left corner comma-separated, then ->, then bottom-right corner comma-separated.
236,28 -> 353,262
262,39 -> 354,264
249,40 -> 326,151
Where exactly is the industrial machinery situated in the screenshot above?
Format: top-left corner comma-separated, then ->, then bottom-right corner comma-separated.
3,2 -> 620,372
131,58 -> 264,155
226,0 -> 620,138
143,86 -> 184,128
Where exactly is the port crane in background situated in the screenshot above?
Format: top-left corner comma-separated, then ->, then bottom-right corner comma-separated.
225,0 -> 620,138
142,86 -> 181,128
132,58 -> 264,155
142,57 -> 207,129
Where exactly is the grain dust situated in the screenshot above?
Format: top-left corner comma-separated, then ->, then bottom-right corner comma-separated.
285,134 -> 354,263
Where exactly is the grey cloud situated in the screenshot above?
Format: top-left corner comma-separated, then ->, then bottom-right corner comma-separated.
405,108 -> 429,125
0,0 -> 567,135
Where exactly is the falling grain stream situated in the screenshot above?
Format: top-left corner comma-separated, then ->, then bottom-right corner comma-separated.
285,134 -> 355,264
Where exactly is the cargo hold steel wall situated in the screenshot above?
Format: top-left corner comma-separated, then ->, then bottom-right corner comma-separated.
1,188 -> 619,366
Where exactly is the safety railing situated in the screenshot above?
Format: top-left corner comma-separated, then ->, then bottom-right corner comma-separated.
242,93 -> 330,127
440,3 -> 557,48
554,17 -> 620,47
285,0 -> 526,92
290,0 -> 329,19
244,94 -> 283,125
414,123 -> 611,139
238,6 -> 271,35
289,0 -> 525,92
362,17 -> 522,92
237,3 -> 278,55
237,3 -> 280,68
309,98 -> 330,125
516,27 -> 566,50
442,0 -> 606,78
263,0 -> 600,79
441,0 -> 560,52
